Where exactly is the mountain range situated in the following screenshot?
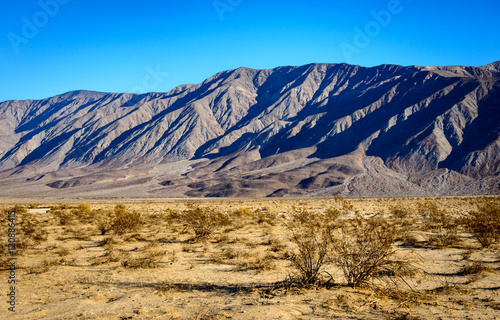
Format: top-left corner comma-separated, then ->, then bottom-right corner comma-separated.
1,61 -> 499,198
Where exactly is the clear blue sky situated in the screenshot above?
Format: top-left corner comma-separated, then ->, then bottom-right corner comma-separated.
1,0 -> 499,102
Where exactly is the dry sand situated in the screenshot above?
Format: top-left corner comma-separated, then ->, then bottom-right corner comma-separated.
1,197 -> 499,319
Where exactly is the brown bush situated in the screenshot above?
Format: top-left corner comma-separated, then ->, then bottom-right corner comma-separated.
181,206 -> 231,239
93,209 -> 113,235
391,205 -> 411,219
53,209 -> 73,225
111,205 -> 142,235
331,216 -> 399,288
19,212 -> 48,245
463,201 -> 500,248
287,209 -> 334,286
420,202 -> 460,247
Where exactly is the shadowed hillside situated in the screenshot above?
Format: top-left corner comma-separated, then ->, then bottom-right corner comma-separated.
0,62 -> 499,197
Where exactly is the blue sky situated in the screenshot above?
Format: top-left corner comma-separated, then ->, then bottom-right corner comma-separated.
1,0 -> 499,102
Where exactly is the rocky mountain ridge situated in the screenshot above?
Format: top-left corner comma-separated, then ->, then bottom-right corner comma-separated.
0,61 -> 499,197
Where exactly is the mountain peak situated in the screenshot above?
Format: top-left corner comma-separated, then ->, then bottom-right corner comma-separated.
481,60 -> 500,71
0,62 -> 499,198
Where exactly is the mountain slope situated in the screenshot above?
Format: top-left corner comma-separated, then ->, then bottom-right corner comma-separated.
0,62 -> 499,197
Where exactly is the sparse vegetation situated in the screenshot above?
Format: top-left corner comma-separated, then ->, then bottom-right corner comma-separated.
0,197 -> 498,319
421,202 -> 460,247
287,210 -> 334,286
331,216 -> 399,288
463,201 -> 500,247
111,204 -> 142,235
181,206 -> 231,239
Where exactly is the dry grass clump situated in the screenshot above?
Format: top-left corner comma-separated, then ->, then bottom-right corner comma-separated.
210,246 -> 275,271
231,207 -> 253,218
463,201 -> 500,248
92,248 -> 128,266
459,262 -> 490,276
93,209 -> 114,235
326,194 -> 354,217
180,206 -> 231,239
52,209 -> 74,226
121,244 -> 166,269
253,209 -> 279,225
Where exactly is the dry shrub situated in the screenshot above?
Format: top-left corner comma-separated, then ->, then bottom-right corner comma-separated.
53,209 -> 73,225
287,209 -> 334,286
98,236 -> 120,248
391,205 -> 411,219
268,238 -> 287,257
56,247 -> 70,257
231,207 -> 253,218
254,209 -> 278,225
94,209 -> 113,235
111,205 -> 142,235
463,201 -> 500,248
331,216 -> 399,288
19,212 -> 48,245
29,259 -> 56,274
420,202 -> 460,247
181,206 -> 230,239
92,248 -> 127,265
72,203 -> 92,222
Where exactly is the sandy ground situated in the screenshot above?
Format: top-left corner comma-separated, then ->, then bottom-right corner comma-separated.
1,197 -> 499,319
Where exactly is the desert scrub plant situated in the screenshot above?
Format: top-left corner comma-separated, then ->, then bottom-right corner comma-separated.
420,202 -> 460,247
181,206 -> 231,239
71,203 -> 92,222
111,205 -> 142,235
287,209 -> 335,286
463,201 -> 500,247
253,209 -> 279,225
459,261 -> 490,276
331,216 -> 400,288
19,212 -> 48,245
391,204 -> 411,219
231,207 -> 253,218
52,209 -> 74,225
93,209 -> 113,235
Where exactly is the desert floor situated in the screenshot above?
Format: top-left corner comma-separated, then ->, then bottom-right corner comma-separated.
1,196 -> 499,319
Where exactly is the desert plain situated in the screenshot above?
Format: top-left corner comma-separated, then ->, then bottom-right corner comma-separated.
1,196 -> 499,320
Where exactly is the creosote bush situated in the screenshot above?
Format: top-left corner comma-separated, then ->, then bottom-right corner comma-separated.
19,211 -> 48,245
182,206 -> 231,239
463,201 -> 500,247
111,204 -> 142,235
420,202 -> 460,247
287,209 -> 335,286
331,216 -> 399,288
